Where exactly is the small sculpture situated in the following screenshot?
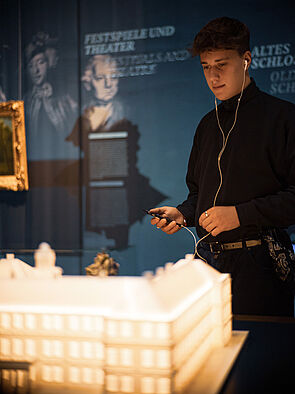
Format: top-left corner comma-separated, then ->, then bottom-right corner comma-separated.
0,242 -> 62,278
85,251 -> 119,277
34,242 -> 56,269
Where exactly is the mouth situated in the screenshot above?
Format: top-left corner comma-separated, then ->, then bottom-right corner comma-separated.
212,84 -> 225,90
103,92 -> 115,98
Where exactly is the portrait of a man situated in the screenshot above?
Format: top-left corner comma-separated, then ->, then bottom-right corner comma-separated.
81,54 -> 124,132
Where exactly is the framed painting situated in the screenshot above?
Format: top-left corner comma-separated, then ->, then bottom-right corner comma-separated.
0,101 -> 29,191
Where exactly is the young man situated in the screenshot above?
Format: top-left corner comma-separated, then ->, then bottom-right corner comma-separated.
149,17 -> 295,316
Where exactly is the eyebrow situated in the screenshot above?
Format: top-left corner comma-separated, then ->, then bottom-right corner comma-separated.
201,57 -> 230,64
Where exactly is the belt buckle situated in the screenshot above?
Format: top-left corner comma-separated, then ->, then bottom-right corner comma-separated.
209,242 -> 223,254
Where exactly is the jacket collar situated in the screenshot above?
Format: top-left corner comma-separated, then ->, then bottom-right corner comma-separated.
220,78 -> 259,112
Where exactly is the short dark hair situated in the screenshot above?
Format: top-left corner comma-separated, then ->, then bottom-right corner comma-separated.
191,16 -> 250,57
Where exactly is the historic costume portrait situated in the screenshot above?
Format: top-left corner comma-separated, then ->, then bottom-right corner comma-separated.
24,32 -> 78,159
81,54 -> 124,130
20,32 -> 80,248
67,54 -> 166,249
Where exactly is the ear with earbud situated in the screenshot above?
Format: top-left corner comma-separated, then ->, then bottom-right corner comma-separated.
244,60 -> 248,70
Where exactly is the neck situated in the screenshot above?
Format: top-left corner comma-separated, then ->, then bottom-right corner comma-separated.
221,73 -> 251,103
243,73 -> 251,92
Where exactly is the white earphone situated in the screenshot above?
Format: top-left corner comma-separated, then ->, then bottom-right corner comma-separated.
196,55 -> 248,262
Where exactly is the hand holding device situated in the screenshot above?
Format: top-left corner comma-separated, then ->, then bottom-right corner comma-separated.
143,206 -> 186,231
143,209 -> 183,227
144,207 -> 197,256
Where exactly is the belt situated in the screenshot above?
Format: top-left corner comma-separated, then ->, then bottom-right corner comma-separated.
206,239 -> 262,254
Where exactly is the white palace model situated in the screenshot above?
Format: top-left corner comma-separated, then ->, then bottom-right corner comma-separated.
0,244 -> 232,393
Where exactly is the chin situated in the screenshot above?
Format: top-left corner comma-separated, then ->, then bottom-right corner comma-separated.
34,79 -> 44,86
215,93 -> 227,101
103,94 -> 116,101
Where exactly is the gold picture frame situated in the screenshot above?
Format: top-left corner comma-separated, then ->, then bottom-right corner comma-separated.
0,100 -> 29,191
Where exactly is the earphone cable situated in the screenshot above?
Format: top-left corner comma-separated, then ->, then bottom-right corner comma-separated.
194,64 -> 247,262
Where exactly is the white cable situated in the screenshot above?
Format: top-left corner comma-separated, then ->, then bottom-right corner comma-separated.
195,65 -> 247,262
181,225 -> 198,256
195,232 -> 211,262
153,65 -> 247,261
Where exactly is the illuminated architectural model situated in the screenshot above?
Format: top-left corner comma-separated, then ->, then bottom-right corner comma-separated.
0,244 -> 232,393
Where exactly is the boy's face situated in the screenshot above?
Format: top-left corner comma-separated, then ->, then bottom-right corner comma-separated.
200,49 -> 251,100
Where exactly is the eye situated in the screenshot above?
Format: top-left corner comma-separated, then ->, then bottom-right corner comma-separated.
217,63 -> 226,69
202,65 -> 210,71
93,75 -> 104,81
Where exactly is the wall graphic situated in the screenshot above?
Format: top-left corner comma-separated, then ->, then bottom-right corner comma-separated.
66,54 -> 167,249
251,42 -> 295,95
24,31 -> 78,159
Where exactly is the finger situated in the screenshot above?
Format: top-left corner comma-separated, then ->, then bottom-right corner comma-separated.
199,210 -> 212,226
204,222 -> 217,233
210,227 -> 221,237
200,217 -> 213,229
156,218 -> 170,229
161,221 -> 180,234
149,207 -> 165,215
166,225 -> 181,235
156,222 -> 175,234
161,221 -> 178,232
199,213 -> 205,226
151,218 -> 160,226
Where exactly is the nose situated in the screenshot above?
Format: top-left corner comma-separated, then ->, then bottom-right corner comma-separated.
104,76 -> 112,88
30,63 -> 37,75
33,62 -> 41,75
208,66 -> 220,82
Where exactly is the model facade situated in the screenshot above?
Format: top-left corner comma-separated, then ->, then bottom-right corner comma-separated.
0,252 -> 231,393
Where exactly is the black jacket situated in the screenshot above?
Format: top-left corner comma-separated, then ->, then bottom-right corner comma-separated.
177,80 -> 295,242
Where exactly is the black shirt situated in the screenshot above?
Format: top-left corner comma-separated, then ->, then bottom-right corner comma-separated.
177,80 -> 295,243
